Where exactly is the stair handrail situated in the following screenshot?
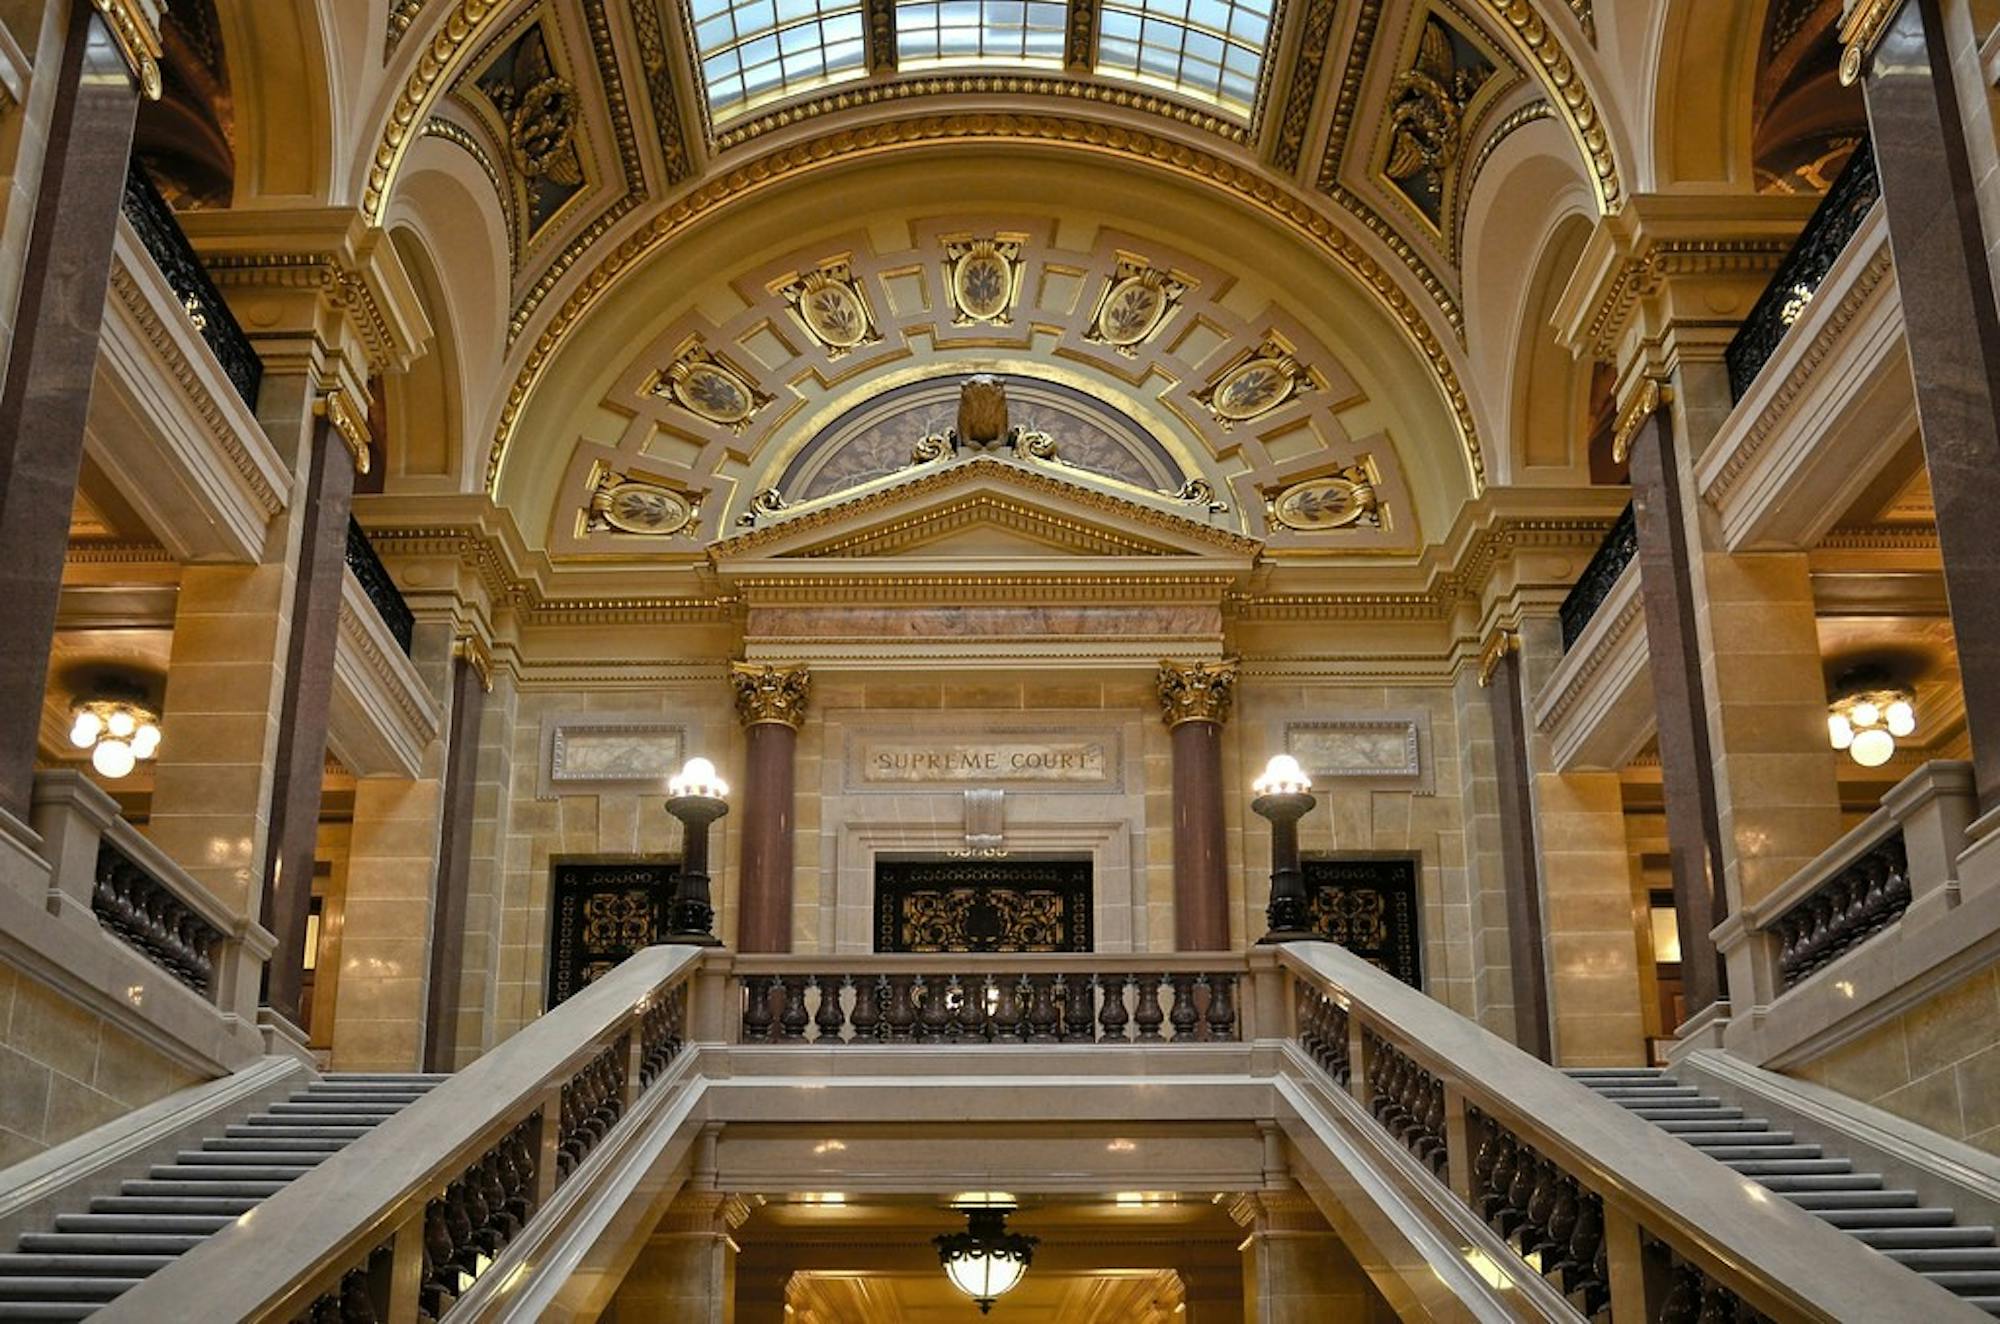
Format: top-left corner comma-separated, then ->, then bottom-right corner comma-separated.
93,944 -> 706,1324
1278,941 -> 1987,1322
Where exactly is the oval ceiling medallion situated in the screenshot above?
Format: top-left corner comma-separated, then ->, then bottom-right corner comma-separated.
1096,276 -> 1169,347
800,281 -> 871,349
600,480 -> 695,536
953,249 -> 1013,322
1211,358 -> 1296,421
1269,474 -> 1375,531
673,361 -> 756,426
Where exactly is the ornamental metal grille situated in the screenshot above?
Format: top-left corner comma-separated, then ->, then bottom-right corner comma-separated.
1302,855 -> 1423,987
874,858 -> 1093,952
546,858 -> 674,1007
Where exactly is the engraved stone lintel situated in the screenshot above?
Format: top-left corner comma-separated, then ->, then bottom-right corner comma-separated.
730,661 -> 812,729
1158,658 -> 1239,728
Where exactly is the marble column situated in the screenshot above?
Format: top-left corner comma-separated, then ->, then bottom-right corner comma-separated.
1479,635 -> 1552,1061
1855,0 -> 2000,809
423,641 -> 489,1070
260,413 -> 361,1029
0,0 -> 145,821
1159,659 -> 1238,951
729,662 -> 809,953
1625,401 -> 1730,1022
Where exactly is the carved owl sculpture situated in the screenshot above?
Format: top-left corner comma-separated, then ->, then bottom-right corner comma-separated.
957,374 -> 1010,445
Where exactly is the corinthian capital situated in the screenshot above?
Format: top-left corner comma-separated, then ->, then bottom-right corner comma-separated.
1157,658 -> 1238,728
730,662 -> 812,729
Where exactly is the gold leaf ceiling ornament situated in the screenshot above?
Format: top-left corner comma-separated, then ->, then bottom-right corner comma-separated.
1473,0 -> 1620,212
480,114 -> 1487,500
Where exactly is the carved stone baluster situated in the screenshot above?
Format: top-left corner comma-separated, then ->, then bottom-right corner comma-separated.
1059,974 -> 1093,1041
1561,1192 -> 1606,1309
1132,975 -> 1166,1041
1480,1133 -> 1518,1222
1168,975 -> 1199,1041
1656,1263 -> 1705,1324
1203,974 -> 1236,1042
1521,1159 -> 1559,1257
779,976 -> 811,1039
913,975 -> 946,1040
1098,974 -> 1131,1042
421,1197 -> 456,1318
1025,975 -> 1060,1042
1499,1142 -> 1537,1237
742,976 -> 776,1041
883,975 -> 918,1040
992,975 -> 1024,1041
814,974 -> 847,1043
850,974 -> 883,1042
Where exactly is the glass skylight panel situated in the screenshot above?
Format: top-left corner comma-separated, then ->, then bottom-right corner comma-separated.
1095,0 -> 1271,115
896,0 -> 1069,67
692,0 -> 868,118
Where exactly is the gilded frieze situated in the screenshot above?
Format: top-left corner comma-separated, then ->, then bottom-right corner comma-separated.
644,339 -> 772,434
1083,256 -> 1192,357
778,258 -> 883,357
1264,460 -> 1383,533
941,235 -> 1026,326
583,466 -> 702,537
1194,334 -> 1317,429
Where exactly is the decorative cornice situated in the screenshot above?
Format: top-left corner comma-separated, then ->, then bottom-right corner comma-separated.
1611,376 -> 1670,464
63,540 -> 173,565
733,571 -> 1239,605
366,0 -> 511,223
1158,657 -> 1239,727
710,76 -> 1253,151
1839,0 -> 1900,85
485,114 -> 1485,496
1701,245 -> 1893,507
316,388 -> 373,474
204,253 -> 408,375
337,583 -> 443,750
729,661 -> 811,728
1817,524 -> 1940,552
106,258 -> 285,517
1578,239 -> 1792,360
91,0 -> 163,100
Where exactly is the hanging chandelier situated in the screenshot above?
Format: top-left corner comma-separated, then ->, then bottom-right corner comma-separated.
68,693 -> 162,780
935,1200 -> 1037,1314
1826,670 -> 1915,769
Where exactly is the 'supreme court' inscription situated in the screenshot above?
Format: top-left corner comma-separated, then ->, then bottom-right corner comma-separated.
860,738 -> 1111,784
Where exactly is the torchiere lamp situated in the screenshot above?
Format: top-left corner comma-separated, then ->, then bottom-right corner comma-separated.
665,756 -> 729,945
1252,753 -> 1320,944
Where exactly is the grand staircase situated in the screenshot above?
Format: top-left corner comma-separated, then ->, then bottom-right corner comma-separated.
0,1074 -> 444,1321
1569,1067 -> 2000,1317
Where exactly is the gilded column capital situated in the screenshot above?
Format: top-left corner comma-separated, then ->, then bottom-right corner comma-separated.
1157,658 -> 1238,728
1611,376 -> 1673,464
91,0 -> 164,100
315,388 -> 372,474
1839,0 -> 1900,84
453,632 -> 495,693
730,662 -> 811,729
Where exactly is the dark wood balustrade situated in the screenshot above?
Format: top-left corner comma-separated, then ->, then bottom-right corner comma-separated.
1772,832 -> 1909,990
92,836 -> 225,996
737,966 -> 1239,1045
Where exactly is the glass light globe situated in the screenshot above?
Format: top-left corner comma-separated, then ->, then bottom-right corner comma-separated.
69,710 -> 102,748
669,755 -> 727,798
1826,712 -> 1853,751
945,1251 -> 1027,1304
92,738 -> 137,779
1254,753 -> 1311,795
1886,700 -> 1916,738
1849,700 -> 1880,729
106,708 -> 137,738
132,723 -> 162,759
1849,727 -> 1895,768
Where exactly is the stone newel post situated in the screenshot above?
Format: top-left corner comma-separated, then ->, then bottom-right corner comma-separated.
1159,659 -> 1238,951
730,662 -> 810,953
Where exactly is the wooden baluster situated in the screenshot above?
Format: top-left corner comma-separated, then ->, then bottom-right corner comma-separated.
883,975 -> 917,1040
814,974 -> 847,1043
1098,974 -> 1131,1042
1204,974 -> 1237,1042
742,976 -> 776,1041
1025,975 -> 1060,1042
992,975 -> 1024,1041
850,974 -> 883,1042
1168,975 -> 1199,1041
1132,975 -> 1166,1041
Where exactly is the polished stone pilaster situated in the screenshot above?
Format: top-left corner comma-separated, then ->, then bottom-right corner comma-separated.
0,1 -> 142,820
1626,403 -> 1730,1022
729,662 -> 808,953
1858,0 -> 2000,808
423,643 -> 489,1071
1478,634 -> 1553,1062
1159,659 -> 1238,951
260,415 -> 357,1028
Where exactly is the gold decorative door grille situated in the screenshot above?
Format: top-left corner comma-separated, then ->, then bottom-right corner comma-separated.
1302,855 -> 1423,987
546,858 -> 674,1007
874,859 -> 1093,953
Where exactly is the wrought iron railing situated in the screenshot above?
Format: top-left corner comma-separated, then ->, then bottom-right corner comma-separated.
93,837 -> 226,996
119,160 -> 263,412
1724,137 -> 1880,402
1558,502 -> 1637,652
345,517 -> 415,656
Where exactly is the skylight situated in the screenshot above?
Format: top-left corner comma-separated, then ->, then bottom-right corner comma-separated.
691,0 -> 868,118
896,0 -> 1069,67
1094,0 -> 1271,114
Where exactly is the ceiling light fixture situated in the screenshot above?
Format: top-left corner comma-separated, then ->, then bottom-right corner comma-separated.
936,1199 -> 1037,1314
69,690 -> 161,781
1827,669 -> 1915,769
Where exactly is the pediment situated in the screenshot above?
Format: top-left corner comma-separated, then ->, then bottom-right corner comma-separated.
708,455 -> 1263,566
